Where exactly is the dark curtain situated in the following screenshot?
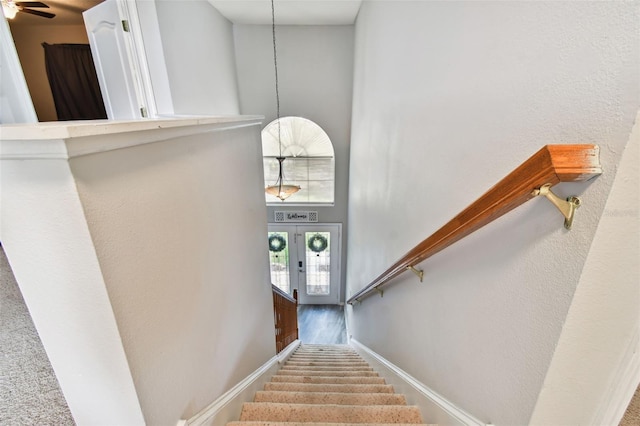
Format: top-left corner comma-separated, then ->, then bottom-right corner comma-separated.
42,43 -> 107,121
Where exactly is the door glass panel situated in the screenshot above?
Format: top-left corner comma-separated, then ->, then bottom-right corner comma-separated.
268,232 -> 290,294
305,232 -> 330,295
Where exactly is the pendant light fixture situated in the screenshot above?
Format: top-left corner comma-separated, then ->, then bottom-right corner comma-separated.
265,0 -> 300,201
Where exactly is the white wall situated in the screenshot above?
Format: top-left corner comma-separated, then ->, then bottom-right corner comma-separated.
233,24 -> 354,301
154,0 -> 239,115
346,2 -> 639,425
70,124 -> 274,424
1,118 -> 276,425
529,112 -> 639,425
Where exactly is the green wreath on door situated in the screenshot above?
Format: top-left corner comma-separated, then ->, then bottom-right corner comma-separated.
307,233 -> 328,253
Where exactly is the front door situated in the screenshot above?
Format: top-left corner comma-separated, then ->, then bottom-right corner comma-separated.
268,224 -> 341,305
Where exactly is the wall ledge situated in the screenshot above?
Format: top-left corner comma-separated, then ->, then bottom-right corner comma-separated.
0,115 -> 263,160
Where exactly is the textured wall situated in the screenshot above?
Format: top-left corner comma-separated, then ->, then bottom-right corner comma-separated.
69,124 -> 275,424
1,119 -> 275,425
346,2 -> 639,424
530,112 -> 639,424
155,0 -> 240,115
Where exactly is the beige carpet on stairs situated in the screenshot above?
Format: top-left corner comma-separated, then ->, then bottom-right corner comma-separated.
227,344 -> 435,425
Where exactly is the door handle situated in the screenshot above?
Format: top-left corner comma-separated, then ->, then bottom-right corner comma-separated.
298,261 -> 304,272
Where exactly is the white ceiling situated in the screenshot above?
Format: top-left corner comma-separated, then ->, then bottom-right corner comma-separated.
5,0 -> 102,26
208,0 -> 362,25
5,0 -> 361,27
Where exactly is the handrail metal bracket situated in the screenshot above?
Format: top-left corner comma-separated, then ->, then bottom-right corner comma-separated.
375,287 -> 384,297
406,265 -> 424,282
532,183 -> 581,230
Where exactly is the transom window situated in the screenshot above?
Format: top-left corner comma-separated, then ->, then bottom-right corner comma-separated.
262,117 -> 335,205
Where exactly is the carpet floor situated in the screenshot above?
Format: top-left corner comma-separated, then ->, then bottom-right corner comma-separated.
0,245 -> 74,425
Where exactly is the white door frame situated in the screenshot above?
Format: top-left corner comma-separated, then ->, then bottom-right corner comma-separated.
0,15 -> 37,124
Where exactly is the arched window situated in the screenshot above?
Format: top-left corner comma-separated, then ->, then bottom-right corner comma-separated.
262,117 -> 335,205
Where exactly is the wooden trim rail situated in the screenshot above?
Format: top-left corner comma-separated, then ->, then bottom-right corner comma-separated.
347,144 -> 602,305
273,285 -> 298,353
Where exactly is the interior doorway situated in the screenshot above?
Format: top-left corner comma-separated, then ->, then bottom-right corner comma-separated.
268,223 -> 341,305
3,0 -> 104,122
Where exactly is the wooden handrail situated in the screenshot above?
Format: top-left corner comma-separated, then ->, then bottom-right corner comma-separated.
273,285 -> 298,353
347,144 -> 602,305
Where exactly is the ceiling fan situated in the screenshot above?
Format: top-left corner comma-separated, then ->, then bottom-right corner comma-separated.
2,0 -> 55,19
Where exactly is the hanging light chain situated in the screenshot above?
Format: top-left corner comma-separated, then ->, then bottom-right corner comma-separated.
271,0 -> 282,158
265,0 -> 300,201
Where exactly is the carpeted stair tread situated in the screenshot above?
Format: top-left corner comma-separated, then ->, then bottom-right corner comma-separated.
276,370 -> 379,377
263,382 -> 395,393
239,402 -> 424,423
287,359 -> 364,364
290,352 -> 361,355
285,362 -> 370,367
280,365 -> 374,371
290,353 -> 362,356
229,344 -> 431,425
286,359 -> 368,362
254,391 -> 406,405
271,375 -> 386,384
228,423 -> 436,426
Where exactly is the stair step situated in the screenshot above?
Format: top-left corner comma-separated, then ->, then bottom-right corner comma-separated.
288,358 -> 365,363
276,370 -> 379,377
287,358 -> 367,362
286,361 -> 370,367
264,382 -> 395,394
297,344 -> 352,347
239,402 -> 424,423
294,351 -> 358,356
271,375 -> 385,385
231,345 -> 430,425
280,365 -> 374,372
291,350 -> 360,356
254,391 -> 406,405
228,423 -> 435,426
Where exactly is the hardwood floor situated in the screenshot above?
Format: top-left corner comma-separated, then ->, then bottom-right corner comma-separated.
297,304 -> 347,345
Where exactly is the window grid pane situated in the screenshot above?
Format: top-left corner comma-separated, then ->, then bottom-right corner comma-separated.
263,156 -> 335,204
268,232 -> 290,294
305,232 -> 330,295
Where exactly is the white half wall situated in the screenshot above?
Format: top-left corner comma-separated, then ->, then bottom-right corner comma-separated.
346,2 -> 639,425
1,116 -> 275,425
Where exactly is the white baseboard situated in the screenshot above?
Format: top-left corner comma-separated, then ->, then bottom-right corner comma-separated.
350,339 -> 486,426
179,340 -> 301,426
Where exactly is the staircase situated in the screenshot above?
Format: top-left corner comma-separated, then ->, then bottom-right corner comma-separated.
227,344 -> 434,425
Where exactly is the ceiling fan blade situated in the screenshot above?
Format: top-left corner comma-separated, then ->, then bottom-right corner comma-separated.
15,1 -> 49,7
20,8 -> 55,18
